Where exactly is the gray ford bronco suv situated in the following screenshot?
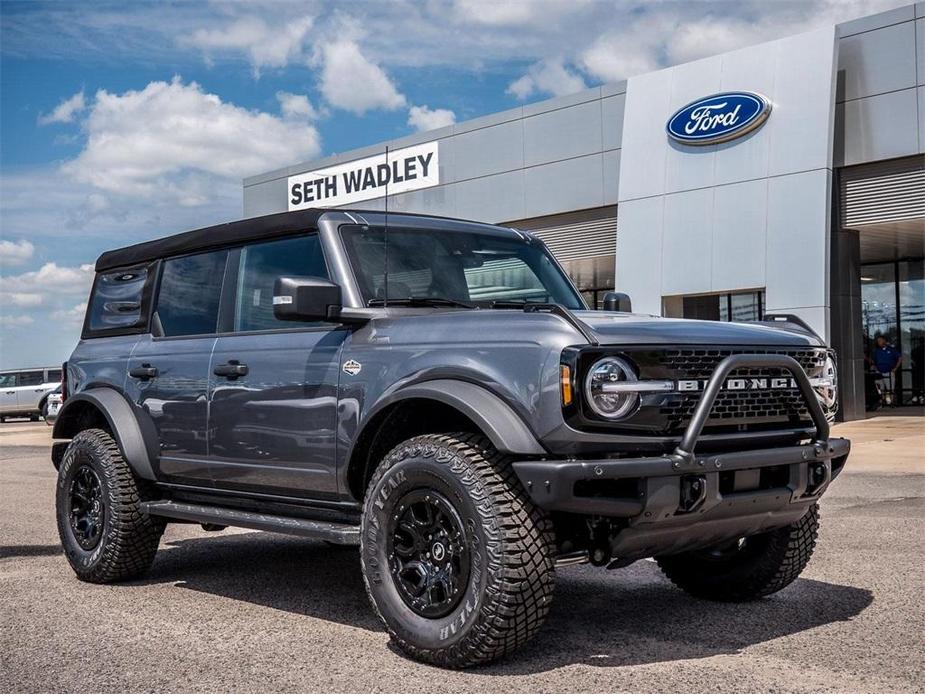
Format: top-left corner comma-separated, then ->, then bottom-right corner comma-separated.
53,209 -> 848,668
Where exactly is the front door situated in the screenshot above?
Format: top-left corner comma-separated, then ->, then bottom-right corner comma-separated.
126,248 -> 228,487
207,234 -> 346,498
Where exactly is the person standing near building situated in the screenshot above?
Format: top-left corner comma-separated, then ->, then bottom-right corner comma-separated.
872,335 -> 902,405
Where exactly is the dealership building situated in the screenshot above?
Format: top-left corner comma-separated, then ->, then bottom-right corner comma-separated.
244,4 -> 925,420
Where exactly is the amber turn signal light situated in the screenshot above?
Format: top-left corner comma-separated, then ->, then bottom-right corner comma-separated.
560,364 -> 573,406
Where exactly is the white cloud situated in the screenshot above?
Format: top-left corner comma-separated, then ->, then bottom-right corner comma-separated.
451,0 -> 589,28
407,105 -> 456,132
181,16 -> 314,76
0,262 -> 94,296
507,59 -> 587,100
60,77 -> 321,199
0,315 -> 35,327
2,293 -> 43,307
315,39 -> 406,115
0,239 -> 35,266
37,90 -> 86,125
51,302 -> 88,323
276,91 -> 320,120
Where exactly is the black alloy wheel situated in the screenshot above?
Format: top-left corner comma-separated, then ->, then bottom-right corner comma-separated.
68,463 -> 105,550
388,490 -> 471,619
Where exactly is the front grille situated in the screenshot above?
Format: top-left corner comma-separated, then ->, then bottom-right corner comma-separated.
642,348 -> 827,433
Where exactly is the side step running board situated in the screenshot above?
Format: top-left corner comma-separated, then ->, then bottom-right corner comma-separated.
140,501 -> 360,545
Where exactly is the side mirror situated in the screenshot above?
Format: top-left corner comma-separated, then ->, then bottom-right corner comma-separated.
273,276 -> 342,322
602,292 -> 632,312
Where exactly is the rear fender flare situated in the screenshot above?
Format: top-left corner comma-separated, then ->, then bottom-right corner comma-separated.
52,389 -> 157,481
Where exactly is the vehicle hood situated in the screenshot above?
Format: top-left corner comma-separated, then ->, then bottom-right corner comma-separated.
571,311 -> 823,347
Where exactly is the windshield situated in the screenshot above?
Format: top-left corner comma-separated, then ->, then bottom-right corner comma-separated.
339,225 -> 584,309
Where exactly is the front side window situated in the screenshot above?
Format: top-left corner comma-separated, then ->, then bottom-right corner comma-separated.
340,225 -> 583,309
234,234 -> 328,332
19,371 -> 44,386
155,250 -> 228,337
0,374 -> 18,388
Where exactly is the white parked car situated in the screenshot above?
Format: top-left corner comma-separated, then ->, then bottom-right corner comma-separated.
44,389 -> 63,426
0,366 -> 62,422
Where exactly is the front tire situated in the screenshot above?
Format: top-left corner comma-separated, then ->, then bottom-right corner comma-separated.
56,428 -> 164,583
360,433 -> 555,668
656,504 -> 820,602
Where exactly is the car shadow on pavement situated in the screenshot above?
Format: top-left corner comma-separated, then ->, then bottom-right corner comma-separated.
142,531 -> 873,672
0,544 -> 63,559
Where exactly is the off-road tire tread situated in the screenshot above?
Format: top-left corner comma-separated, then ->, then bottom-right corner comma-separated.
57,428 -> 164,583
361,432 -> 555,668
656,503 -> 820,602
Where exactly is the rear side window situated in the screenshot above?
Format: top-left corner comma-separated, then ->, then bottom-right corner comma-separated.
46,369 -> 62,383
19,371 -> 44,386
0,373 -> 18,388
155,250 -> 228,337
86,264 -> 155,335
234,235 -> 328,332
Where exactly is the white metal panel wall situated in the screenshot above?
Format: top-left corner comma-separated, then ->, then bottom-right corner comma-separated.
616,25 -> 839,341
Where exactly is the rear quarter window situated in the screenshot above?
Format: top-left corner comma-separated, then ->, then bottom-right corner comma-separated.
84,263 -> 156,337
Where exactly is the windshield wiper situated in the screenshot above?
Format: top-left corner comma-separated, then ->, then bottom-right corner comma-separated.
488,300 -> 538,308
367,296 -> 476,309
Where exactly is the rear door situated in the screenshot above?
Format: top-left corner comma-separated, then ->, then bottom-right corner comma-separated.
208,233 -> 346,498
0,373 -> 19,413
16,370 -> 46,412
126,249 -> 228,487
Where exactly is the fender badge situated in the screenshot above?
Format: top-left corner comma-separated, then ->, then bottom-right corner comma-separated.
342,359 -> 362,376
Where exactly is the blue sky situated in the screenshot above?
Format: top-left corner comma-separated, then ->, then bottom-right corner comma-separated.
0,0 -> 903,368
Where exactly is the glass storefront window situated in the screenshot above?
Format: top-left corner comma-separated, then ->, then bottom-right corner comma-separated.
663,290 -> 764,322
861,260 -> 925,406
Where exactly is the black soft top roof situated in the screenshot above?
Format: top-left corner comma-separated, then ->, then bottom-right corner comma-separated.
95,209 -> 326,272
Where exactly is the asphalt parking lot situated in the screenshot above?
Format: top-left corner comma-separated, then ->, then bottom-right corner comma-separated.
1,419 -> 922,693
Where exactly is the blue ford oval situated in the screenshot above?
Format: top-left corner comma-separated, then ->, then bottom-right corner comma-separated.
666,92 -> 771,146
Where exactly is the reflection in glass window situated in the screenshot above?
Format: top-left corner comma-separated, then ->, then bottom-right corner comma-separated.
234,235 -> 328,332
156,251 -> 227,337
0,374 -> 18,388
663,290 -> 765,322
87,264 -> 152,332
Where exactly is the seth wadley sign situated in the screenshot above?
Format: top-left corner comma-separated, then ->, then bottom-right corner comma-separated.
288,141 -> 440,210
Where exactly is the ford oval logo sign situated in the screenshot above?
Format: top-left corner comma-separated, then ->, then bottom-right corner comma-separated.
666,92 -> 771,146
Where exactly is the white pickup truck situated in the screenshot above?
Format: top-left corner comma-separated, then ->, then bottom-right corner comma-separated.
0,367 -> 62,422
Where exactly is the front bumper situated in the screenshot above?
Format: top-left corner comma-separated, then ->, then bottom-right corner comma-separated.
512,353 -> 851,558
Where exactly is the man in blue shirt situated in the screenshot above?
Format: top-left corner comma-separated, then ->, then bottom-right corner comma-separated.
873,335 -> 902,376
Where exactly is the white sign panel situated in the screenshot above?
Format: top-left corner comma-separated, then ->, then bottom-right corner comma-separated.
288,141 -> 439,210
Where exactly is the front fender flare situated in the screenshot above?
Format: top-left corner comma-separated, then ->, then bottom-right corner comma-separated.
366,379 -> 546,455
52,389 -> 158,481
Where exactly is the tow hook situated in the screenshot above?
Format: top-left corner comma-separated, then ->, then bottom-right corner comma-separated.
679,474 -> 707,513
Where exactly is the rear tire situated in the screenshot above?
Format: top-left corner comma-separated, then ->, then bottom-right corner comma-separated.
56,428 -> 164,583
656,504 -> 819,602
360,433 -> 555,668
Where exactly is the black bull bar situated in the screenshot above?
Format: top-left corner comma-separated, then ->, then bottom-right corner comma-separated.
513,354 -> 850,519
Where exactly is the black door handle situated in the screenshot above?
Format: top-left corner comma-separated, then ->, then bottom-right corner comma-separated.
129,365 -> 158,380
213,361 -> 248,379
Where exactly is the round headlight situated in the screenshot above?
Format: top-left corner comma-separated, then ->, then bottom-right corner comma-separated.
813,353 -> 838,412
584,357 -> 640,420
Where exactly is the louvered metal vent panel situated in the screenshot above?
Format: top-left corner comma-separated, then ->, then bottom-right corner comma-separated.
840,157 -> 925,228
506,208 -> 617,262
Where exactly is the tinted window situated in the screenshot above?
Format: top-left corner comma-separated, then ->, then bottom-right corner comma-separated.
20,371 -> 44,386
156,251 -> 227,337
340,225 -> 583,309
0,373 -> 18,388
87,264 -> 152,333
234,235 -> 328,332
46,369 -> 62,383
